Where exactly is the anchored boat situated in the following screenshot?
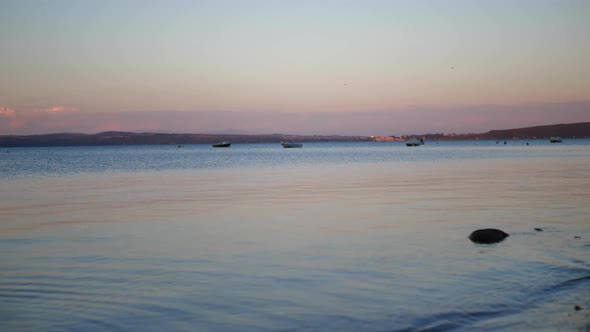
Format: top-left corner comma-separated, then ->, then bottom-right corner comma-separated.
405,138 -> 424,147
281,141 -> 302,148
212,141 -> 231,147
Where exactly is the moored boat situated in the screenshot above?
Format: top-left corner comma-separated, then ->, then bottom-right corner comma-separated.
281,141 -> 302,148
212,141 -> 231,147
405,137 -> 424,146
549,137 -> 562,143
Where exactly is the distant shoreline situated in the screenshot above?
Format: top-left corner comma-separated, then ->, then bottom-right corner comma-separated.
1,122 -> 589,147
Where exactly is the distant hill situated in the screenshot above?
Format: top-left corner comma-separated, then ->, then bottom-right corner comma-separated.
480,122 -> 590,139
0,132 -> 370,147
403,122 -> 590,141
1,122 -> 589,147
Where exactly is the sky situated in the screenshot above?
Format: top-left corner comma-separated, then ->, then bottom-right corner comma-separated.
1,0 -> 589,135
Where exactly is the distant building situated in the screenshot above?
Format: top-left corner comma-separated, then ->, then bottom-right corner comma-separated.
370,135 -> 403,142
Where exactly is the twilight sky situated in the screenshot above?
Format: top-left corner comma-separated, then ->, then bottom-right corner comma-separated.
1,0 -> 589,135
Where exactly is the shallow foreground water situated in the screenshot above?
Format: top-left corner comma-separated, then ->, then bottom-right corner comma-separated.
1,141 -> 589,331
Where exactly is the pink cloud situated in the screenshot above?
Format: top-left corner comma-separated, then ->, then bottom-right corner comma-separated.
0,106 -> 21,131
1,106 -> 81,133
34,106 -> 79,113
0,107 -> 16,118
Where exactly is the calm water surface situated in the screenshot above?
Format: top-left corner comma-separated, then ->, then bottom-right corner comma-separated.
1,141 -> 589,331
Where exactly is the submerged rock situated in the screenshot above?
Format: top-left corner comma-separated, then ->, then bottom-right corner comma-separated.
469,229 -> 509,244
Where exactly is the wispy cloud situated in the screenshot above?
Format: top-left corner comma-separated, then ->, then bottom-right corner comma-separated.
0,106 -> 16,118
34,106 -> 79,113
0,106 -> 20,131
1,105 -> 80,133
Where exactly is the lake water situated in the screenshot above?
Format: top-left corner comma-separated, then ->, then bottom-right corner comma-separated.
1,140 -> 589,331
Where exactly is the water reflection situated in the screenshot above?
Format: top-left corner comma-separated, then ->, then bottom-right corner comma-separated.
1,155 -> 589,331
2,140 -> 590,178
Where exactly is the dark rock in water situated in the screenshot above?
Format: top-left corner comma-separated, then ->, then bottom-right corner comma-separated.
469,229 -> 509,244
534,228 -> 543,232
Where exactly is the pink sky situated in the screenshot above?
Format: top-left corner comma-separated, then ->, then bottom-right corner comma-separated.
1,101 -> 588,136
1,1 -> 589,136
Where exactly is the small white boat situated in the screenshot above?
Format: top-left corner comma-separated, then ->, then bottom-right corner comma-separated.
549,137 -> 562,143
212,141 -> 231,147
405,137 -> 424,146
281,141 -> 302,148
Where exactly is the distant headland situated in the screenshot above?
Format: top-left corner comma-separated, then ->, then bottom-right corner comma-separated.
372,122 -> 590,142
1,122 -> 589,147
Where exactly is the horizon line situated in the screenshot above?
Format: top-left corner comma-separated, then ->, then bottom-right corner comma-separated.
2,121 -> 589,138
